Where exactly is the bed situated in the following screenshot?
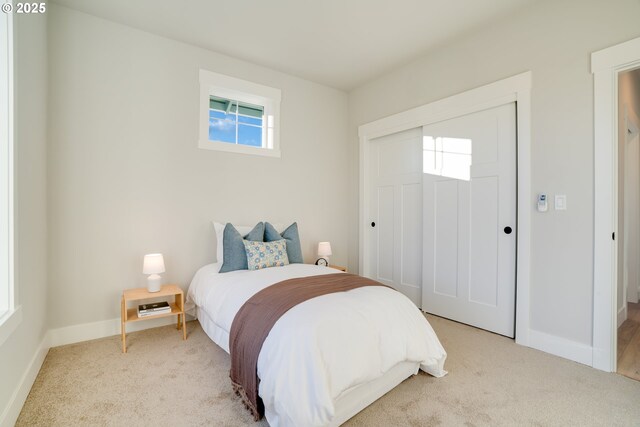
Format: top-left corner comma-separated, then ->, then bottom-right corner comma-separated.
187,262 -> 447,427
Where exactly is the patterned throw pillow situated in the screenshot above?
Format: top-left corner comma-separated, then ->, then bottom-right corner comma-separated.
243,239 -> 289,271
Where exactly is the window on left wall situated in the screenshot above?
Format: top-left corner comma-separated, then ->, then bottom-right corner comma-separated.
0,4 -> 18,340
199,69 -> 281,157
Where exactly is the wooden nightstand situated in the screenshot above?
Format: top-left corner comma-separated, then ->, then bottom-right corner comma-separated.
330,265 -> 347,272
120,284 -> 186,353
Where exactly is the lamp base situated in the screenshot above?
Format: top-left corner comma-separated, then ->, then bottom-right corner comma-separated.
147,274 -> 162,293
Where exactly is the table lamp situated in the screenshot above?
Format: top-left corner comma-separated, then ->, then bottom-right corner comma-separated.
143,253 -> 165,293
317,242 -> 332,265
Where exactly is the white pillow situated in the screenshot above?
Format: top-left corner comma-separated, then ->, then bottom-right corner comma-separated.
212,221 -> 257,264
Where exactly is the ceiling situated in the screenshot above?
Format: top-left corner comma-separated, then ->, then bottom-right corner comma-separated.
52,0 -> 537,91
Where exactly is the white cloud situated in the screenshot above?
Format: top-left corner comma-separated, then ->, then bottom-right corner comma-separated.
209,118 -> 235,131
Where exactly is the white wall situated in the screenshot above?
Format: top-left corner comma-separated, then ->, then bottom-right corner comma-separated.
617,67 -> 640,319
48,5 -> 348,329
347,0 -> 640,348
0,10 -> 49,426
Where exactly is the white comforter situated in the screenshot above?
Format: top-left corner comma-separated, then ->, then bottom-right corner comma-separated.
187,263 -> 447,427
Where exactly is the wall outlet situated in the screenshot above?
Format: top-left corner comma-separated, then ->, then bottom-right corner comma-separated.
555,195 -> 567,210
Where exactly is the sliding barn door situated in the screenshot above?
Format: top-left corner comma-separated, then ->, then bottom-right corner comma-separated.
368,128 -> 422,306
422,103 -> 517,337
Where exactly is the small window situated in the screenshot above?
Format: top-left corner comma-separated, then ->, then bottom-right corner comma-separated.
199,70 -> 281,157
209,96 -> 264,147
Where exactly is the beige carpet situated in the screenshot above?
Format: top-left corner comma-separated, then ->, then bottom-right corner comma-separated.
17,315 -> 640,426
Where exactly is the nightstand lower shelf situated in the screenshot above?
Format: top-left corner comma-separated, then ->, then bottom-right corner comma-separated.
121,285 -> 186,353
125,303 -> 182,322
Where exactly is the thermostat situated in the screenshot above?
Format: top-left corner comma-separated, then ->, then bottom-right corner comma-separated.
537,194 -> 548,212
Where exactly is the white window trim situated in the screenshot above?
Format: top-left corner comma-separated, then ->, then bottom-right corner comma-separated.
199,69 -> 281,158
0,2 -> 18,342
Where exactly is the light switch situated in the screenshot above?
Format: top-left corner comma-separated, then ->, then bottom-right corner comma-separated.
555,195 -> 567,210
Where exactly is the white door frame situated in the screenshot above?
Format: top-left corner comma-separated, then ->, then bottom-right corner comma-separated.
358,72 -> 532,345
592,36 -> 640,372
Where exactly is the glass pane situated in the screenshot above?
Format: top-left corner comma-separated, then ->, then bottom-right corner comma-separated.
238,124 -> 263,147
209,109 -> 236,143
238,102 -> 264,118
210,110 -> 230,120
238,115 -> 263,126
209,97 -> 238,114
209,96 -> 227,111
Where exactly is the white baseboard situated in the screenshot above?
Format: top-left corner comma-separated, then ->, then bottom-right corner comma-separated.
0,331 -> 50,427
528,329 -> 593,366
618,305 -> 628,328
627,285 -> 640,304
49,314 -> 192,348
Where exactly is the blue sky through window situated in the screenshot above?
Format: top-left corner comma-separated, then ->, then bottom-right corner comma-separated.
238,115 -> 262,126
209,110 -> 236,143
238,124 -> 262,147
209,100 -> 263,147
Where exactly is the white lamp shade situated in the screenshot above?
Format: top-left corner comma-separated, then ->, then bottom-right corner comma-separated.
143,253 -> 165,274
317,242 -> 332,257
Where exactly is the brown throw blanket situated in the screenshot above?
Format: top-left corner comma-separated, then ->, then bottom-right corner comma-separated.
229,273 -> 388,421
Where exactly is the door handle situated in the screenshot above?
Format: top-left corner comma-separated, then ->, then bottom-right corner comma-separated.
504,226 -> 513,234
371,222 -> 376,228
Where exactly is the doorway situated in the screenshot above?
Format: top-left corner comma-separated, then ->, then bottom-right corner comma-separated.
617,67 -> 640,380
592,36 -> 640,373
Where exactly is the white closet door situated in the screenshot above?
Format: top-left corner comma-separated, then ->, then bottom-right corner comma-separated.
369,128 -> 422,306
422,103 -> 517,337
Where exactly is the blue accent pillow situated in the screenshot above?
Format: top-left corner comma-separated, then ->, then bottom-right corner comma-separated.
219,222 -> 265,273
264,222 -> 303,264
